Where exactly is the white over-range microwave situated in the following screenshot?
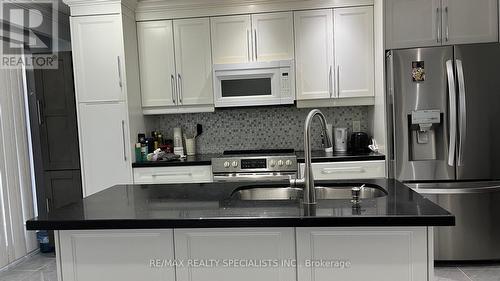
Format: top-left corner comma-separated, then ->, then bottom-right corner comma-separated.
213,60 -> 295,107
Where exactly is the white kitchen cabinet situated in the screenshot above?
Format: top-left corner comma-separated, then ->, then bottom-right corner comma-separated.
174,228 -> 296,281
334,7 -> 374,98
71,15 -> 126,103
173,18 -> 213,106
443,0 -> 498,45
386,0 -> 499,49
299,161 -> 386,180
252,12 -> 294,61
133,166 -> 213,184
294,9 -> 334,100
296,227 -> 429,281
385,0 -> 441,49
57,230 -> 175,281
211,15 -> 251,64
138,18 -> 214,114
78,103 -> 132,196
137,20 -> 176,108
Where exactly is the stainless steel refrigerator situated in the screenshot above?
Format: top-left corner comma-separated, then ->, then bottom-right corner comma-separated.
387,43 -> 500,261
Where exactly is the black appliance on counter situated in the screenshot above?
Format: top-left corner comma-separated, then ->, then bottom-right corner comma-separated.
350,132 -> 370,153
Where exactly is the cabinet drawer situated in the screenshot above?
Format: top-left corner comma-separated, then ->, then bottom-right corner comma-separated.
133,166 -> 213,184
299,160 -> 386,180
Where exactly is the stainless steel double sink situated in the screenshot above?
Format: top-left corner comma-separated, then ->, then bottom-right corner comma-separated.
231,184 -> 387,201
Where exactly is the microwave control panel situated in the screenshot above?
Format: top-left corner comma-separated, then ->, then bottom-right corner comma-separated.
280,71 -> 291,97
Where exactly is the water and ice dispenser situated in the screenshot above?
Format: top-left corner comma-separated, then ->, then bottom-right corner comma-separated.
409,110 -> 442,161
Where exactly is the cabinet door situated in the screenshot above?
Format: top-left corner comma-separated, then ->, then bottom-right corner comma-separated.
174,18 -> 213,106
45,170 -> 82,211
71,15 -> 125,102
385,0 -> 442,49
296,227 -> 429,281
334,7 -> 374,98
133,166 -> 213,184
294,9 -> 334,100
78,103 -> 131,197
175,228 -> 296,281
137,21 -> 177,107
252,12 -> 294,61
58,230 -> 175,281
211,15 -> 251,64
442,0 -> 498,45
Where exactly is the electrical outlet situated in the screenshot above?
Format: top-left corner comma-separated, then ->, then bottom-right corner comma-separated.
352,120 -> 361,132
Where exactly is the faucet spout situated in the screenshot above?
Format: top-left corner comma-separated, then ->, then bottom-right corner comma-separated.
301,109 -> 333,205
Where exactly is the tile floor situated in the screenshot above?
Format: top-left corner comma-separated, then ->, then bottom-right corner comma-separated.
0,253 -> 499,281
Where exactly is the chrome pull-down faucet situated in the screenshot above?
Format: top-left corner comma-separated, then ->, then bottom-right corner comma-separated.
291,109 -> 333,206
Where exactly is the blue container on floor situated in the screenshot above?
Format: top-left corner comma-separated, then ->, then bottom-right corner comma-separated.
37,231 -> 54,253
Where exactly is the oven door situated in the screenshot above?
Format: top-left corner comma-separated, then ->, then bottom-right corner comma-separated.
214,68 -> 284,107
213,172 -> 297,183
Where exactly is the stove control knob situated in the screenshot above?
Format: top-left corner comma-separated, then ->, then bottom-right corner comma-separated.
285,160 -> 293,166
269,160 -> 276,167
231,161 -> 238,168
224,161 -> 230,168
277,160 -> 284,167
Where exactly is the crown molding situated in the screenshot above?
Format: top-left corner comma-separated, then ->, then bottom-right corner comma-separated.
136,0 -> 373,21
62,0 -> 138,16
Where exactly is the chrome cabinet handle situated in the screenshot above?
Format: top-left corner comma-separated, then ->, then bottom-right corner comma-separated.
446,60 -> 457,166
36,99 -> 43,125
177,74 -> 182,104
328,65 -> 333,97
253,29 -> 258,61
336,65 -> 340,97
117,56 -> 123,88
436,7 -> 441,43
247,29 -> 251,62
456,59 -> 467,166
445,6 -> 449,42
121,120 -> 127,162
170,74 -> 176,104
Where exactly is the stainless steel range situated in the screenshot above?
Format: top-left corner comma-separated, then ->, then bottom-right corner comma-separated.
212,149 -> 298,182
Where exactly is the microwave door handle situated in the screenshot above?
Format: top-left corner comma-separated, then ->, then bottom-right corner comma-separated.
446,60 -> 457,167
456,59 -> 467,166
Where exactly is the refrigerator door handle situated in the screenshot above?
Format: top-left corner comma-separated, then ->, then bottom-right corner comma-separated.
446,60 -> 457,166
456,59 -> 467,166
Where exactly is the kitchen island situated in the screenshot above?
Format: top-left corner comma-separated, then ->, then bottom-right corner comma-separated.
27,179 -> 453,281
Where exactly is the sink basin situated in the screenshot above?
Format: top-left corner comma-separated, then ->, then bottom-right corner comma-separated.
231,184 -> 387,201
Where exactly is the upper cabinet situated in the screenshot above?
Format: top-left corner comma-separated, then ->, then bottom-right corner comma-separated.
211,15 -> 251,64
211,12 -> 294,64
295,7 -> 374,101
443,0 -> 498,45
386,0 -> 499,49
137,18 -> 213,114
294,10 -> 334,100
334,7 -> 374,98
71,15 -> 125,103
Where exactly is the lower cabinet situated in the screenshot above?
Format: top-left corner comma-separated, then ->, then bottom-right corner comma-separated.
296,227 -> 429,281
174,228 -> 296,281
299,160 -> 386,180
57,229 -> 175,281
55,227 -> 431,281
133,166 -> 213,184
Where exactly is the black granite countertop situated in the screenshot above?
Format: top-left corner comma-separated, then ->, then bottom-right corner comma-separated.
132,151 -> 385,167
295,151 -> 385,163
26,179 -> 454,230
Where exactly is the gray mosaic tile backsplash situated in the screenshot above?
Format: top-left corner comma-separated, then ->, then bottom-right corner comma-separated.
146,105 -> 370,154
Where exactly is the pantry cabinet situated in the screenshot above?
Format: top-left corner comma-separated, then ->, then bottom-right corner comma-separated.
78,103 -> 132,196
138,18 -> 214,114
295,8 -> 374,101
174,228 -> 296,281
70,10 -> 144,197
211,12 -> 294,64
385,0 -> 498,49
71,15 -> 126,103
334,7 -> 374,98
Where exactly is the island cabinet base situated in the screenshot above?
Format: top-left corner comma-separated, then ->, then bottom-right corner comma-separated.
55,227 -> 434,281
